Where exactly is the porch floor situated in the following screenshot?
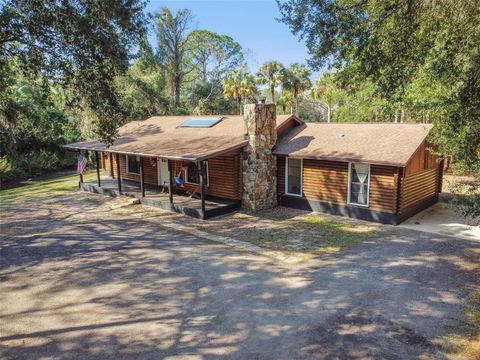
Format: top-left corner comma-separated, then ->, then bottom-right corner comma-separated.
80,178 -> 240,219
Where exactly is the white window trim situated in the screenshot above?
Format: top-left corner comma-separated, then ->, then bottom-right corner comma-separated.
185,161 -> 209,187
347,162 -> 371,207
126,155 -> 141,175
285,157 -> 303,197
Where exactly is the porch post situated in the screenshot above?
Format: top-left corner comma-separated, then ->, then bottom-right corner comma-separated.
109,153 -> 114,178
168,159 -> 173,205
77,150 -> 83,186
95,151 -> 101,187
139,157 -> 145,197
116,153 -> 122,193
199,160 -> 206,219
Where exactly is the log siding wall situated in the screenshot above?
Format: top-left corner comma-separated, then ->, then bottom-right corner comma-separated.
119,155 -> 158,185
405,140 -> 437,176
101,152 -> 242,200
398,167 -> 440,218
171,154 -> 242,200
278,156 -> 398,214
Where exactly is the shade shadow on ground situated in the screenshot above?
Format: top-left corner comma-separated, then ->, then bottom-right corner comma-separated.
1,189 -> 479,359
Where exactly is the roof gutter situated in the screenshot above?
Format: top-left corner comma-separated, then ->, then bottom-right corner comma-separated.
273,152 -> 407,167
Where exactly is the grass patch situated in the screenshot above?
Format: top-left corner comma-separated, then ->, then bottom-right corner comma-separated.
0,171 -> 96,204
202,210 -> 379,256
444,288 -> 480,359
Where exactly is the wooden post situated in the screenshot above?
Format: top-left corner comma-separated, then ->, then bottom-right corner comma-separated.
168,159 -> 173,205
95,151 -> 101,187
77,151 -> 83,186
116,153 -> 121,193
109,153 -> 114,178
139,157 -> 145,197
199,161 -> 206,218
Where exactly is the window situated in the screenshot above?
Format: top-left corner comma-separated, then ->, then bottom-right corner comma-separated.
348,163 -> 370,206
179,118 -> 222,128
185,162 -> 209,186
285,158 -> 302,196
126,155 -> 140,175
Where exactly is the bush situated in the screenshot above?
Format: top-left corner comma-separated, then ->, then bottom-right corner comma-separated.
1,149 -> 77,183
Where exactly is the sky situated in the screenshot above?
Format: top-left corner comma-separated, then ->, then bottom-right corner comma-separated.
144,0 -> 316,75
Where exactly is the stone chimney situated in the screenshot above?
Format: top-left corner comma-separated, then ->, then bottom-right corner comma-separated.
242,103 -> 277,211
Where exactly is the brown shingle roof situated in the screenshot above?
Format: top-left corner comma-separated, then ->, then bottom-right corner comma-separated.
274,123 -> 433,166
65,115 -> 297,161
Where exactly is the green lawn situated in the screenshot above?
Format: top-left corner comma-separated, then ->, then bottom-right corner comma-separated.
0,171 -> 96,204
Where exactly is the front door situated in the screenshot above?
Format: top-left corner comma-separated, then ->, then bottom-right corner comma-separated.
157,158 -> 170,187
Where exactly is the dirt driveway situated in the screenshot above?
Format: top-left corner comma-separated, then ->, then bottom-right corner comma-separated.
1,186 -> 479,359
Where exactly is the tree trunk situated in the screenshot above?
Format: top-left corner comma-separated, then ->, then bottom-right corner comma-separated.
174,77 -> 181,107
294,89 -> 299,116
271,85 -> 275,104
394,109 -> 400,123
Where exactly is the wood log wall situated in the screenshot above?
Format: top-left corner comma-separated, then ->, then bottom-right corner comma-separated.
277,157 -> 398,214
104,153 -> 158,185
405,140 -> 437,176
398,167 -> 439,214
172,154 -> 242,200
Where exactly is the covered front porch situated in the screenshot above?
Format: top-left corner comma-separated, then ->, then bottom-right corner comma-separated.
80,178 -> 241,220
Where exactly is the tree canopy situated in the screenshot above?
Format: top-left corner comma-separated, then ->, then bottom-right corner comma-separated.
0,0 -> 148,145
278,0 -> 480,174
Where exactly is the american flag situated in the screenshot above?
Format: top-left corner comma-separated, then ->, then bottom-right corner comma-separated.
77,154 -> 88,174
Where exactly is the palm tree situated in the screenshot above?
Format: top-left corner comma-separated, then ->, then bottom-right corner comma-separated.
223,68 -> 257,115
310,73 -> 337,122
281,63 -> 312,116
256,60 -> 284,104
277,88 -> 294,115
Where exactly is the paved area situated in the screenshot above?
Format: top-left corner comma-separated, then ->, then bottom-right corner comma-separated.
1,191 -> 479,359
400,202 -> 480,241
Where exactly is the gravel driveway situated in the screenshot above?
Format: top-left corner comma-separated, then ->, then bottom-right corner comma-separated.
1,190 -> 479,359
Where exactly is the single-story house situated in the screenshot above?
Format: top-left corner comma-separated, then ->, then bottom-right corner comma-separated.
64,103 -> 442,224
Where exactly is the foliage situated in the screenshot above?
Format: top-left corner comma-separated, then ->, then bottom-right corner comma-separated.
256,61 -> 284,104
279,0 -> 480,214
311,72 -> 391,122
277,88 -> 294,114
450,177 -> 480,224
0,62 -> 80,182
281,63 -> 311,116
116,43 -> 169,120
223,68 -> 257,115
155,7 -> 194,108
0,0 -> 148,145
185,30 -> 244,114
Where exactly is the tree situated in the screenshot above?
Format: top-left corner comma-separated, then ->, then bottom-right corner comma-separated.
156,7 -> 194,108
277,88 -> 294,114
0,61 -> 81,181
281,63 -> 312,116
116,43 -> 169,120
0,0 -> 148,144
185,30 -> 244,113
256,61 -> 284,104
223,68 -> 257,115
310,72 -> 391,123
310,73 -> 337,122
278,0 -> 480,170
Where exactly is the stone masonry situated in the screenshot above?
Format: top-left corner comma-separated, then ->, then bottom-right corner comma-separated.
242,103 -> 277,211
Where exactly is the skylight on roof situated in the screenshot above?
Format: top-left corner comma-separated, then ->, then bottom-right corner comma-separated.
179,117 -> 222,128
